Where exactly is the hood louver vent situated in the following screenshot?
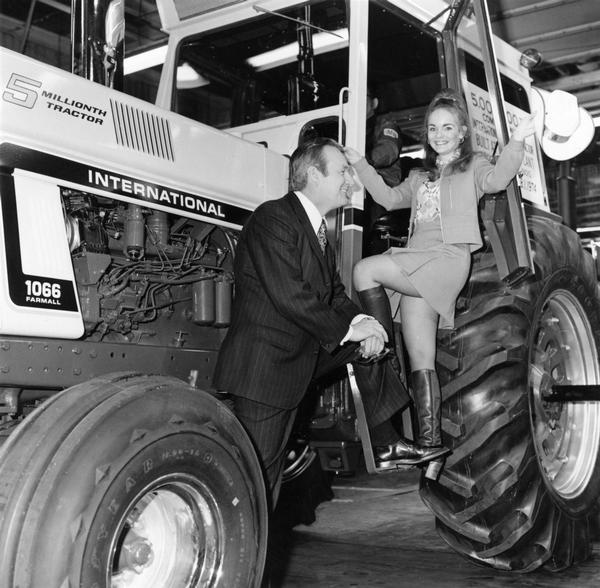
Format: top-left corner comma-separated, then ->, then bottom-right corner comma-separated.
110,99 -> 174,161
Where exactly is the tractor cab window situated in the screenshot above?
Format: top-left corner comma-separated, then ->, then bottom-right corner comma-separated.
299,117 -> 344,144
173,0 -> 349,129
361,2 -> 441,255
366,1 -> 442,153
463,52 -> 530,112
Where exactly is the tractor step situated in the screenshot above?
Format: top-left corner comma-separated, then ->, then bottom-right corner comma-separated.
345,363 -> 416,475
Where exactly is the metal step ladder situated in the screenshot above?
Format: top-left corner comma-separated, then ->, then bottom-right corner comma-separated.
345,363 -> 444,479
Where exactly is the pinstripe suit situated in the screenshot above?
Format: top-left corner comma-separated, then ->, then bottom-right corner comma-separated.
213,192 -> 407,499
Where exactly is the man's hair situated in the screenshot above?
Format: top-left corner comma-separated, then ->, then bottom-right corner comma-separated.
289,137 -> 344,191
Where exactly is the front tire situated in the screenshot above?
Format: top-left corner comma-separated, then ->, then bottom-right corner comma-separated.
421,213 -> 600,571
0,372 -> 267,587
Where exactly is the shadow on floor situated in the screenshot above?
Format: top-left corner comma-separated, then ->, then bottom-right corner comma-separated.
271,467 -> 600,588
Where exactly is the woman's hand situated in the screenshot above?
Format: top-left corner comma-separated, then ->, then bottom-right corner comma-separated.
511,113 -> 537,142
344,146 -> 364,165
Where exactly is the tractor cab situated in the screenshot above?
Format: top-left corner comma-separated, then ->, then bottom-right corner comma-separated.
147,0 -> 563,291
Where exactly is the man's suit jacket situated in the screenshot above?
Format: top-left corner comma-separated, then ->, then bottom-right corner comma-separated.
213,192 -> 360,409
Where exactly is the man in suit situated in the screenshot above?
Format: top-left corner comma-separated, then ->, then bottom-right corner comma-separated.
213,137 -> 410,505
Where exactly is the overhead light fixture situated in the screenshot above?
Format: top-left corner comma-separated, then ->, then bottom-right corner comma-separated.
124,49 -> 209,89
246,28 -> 349,71
124,45 -> 168,75
176,63 -> 210,89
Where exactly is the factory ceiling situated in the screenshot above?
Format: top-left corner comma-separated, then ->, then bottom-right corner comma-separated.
1,0 -> 599,117
490,0 -> 600,117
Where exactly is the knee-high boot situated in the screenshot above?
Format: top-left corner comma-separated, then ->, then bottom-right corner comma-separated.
411,369 -> 450,457
356,286 -> 394,343
377,370 -> 449,466
356,287 -> 435,466
356,285 -> 398,366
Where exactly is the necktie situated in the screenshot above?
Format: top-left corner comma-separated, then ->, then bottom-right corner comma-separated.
317,219 -> 327,254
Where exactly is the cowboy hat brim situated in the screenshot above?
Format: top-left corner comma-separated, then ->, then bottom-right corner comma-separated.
530,87 -> 595,161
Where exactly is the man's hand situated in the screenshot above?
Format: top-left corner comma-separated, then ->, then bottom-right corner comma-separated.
348,317 -> 388,357
359,334 -> 386,358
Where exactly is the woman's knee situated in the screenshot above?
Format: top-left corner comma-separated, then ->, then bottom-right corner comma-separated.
353,257 -> 374,288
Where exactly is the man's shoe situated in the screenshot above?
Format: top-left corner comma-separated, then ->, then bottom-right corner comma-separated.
376,438 -> 450,467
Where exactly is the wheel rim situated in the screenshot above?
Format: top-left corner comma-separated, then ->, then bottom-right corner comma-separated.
529,289 -> 600,500
109,475 -> 222,587
282,436 -> 317,482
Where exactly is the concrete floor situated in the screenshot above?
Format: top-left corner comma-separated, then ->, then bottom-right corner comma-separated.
274,468 -> 600,587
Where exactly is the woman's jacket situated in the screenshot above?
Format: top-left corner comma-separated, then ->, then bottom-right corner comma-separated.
352,138 -> 525,252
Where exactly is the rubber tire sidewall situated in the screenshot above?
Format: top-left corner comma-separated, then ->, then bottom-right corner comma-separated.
422,214 -> 600,571
0,374 -> 267,588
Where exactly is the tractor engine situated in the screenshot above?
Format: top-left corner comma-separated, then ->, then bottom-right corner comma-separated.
62,190 -> 235,347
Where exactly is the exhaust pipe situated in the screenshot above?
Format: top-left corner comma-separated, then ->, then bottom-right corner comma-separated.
71,0 -> 125,90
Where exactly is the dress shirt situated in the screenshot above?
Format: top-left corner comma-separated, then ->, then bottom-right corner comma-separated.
294,192 -> 367,346
295,191 -> 324,235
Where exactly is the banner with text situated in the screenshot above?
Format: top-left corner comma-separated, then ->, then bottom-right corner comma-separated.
465,82 -> 547,208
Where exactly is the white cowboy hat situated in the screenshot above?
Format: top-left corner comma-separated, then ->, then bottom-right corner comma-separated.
530,87 -> 595,161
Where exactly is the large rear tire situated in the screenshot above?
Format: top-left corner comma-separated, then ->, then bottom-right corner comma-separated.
0,372 -> 267,587
421,213 -> 600,571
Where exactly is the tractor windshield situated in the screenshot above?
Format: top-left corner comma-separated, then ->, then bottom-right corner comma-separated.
172,0 -> 441,143
174,0 -> 349,128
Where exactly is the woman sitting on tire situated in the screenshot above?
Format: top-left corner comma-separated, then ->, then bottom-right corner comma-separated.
344,88 -> 536,469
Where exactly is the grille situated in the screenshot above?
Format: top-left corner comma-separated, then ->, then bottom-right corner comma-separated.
110,99 -> 174,161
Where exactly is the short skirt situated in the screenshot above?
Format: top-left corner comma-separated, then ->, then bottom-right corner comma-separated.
385,220 -> 470,329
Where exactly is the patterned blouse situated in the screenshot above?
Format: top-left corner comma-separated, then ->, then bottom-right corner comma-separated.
415,179 -> 441,224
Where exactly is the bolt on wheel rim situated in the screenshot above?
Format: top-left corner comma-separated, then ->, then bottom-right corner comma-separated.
109,476 -> 222,587
529,290 -> 600,500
